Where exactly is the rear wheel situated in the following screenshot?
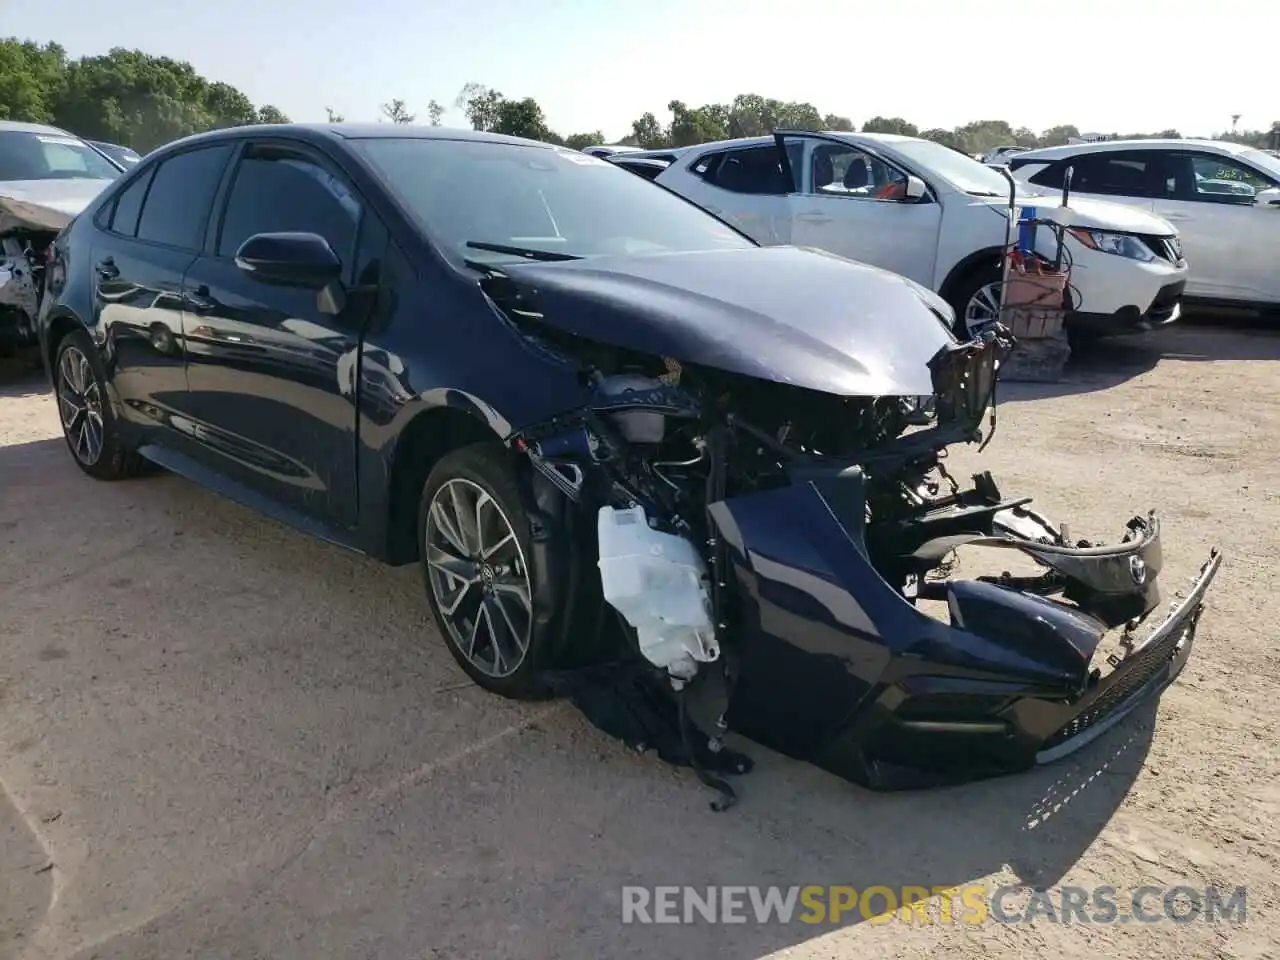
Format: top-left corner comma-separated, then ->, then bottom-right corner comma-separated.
418,442 -> 557,699
53,329 -> 146,480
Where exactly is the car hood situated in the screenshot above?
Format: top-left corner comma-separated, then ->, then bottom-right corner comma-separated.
1006,191 -> 1178,235
0,178 -> 115,218
492,246 -> 956,397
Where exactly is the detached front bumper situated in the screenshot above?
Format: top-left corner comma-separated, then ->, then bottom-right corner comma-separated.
708,477 -> 1222,791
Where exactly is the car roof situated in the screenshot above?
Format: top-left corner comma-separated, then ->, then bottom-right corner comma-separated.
624,130 -> 924,161
151,123 -> 559,157
0,119 -> 77,137
1016,138 -> 1255,161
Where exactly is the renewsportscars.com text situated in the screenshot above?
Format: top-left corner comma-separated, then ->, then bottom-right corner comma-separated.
621,884 -> 1247,926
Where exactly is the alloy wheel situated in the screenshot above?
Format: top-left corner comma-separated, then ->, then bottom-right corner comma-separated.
424,477 -> 533,678
963,281 -> 1003,338
57,345 -> 106,466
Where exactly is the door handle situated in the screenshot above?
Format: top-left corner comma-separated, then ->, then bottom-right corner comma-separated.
1161,212 -> 1188,220
797,212 -> 832,224
95,257 -> 119,280
184,284 -> 215,313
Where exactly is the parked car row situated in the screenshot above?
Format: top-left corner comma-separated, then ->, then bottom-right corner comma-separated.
607,132 -> 1190,339
18,121 -> 1221,804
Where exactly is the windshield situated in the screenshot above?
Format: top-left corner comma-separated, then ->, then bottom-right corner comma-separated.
1241,149 -> 1280,184
352,138 -> 755,263
888,138 -> 1015,197
0,130 -> 122,182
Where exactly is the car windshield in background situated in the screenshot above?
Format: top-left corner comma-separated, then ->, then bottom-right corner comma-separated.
889,138 -> 1015,197
0,131 -> 122,181
352,137 -> 755,263
89,141 -> 141,167
1241,149 -> 1280,184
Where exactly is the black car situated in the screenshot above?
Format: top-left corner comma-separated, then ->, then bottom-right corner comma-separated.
37,124 -> 1221,806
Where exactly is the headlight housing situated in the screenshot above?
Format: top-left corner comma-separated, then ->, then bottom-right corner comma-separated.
1067,228 -> 1158,263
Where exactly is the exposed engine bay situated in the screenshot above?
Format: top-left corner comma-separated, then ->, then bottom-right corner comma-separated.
482,272 -> 1222,810
0,196 -> 67,358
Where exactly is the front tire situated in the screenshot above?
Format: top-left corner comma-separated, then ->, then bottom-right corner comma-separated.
418,442 -> 555,699
53,328 -> 146,481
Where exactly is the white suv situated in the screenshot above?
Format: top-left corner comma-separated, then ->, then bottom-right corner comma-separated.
1008,139 -> 1280,312
612,132 -> 1189,338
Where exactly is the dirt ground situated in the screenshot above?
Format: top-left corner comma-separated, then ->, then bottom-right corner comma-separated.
1,322 -> 1278,960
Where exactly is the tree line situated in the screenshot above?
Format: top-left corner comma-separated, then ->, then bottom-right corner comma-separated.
2,39 -> 1275,157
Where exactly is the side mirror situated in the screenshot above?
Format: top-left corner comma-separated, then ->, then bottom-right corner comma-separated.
234,232 -> 342,288
904,175 -> 928,201
1256,187 -> 1280,207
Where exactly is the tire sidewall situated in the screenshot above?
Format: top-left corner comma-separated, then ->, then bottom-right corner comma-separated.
948,262 -> 1003,340
417,442 -> 557,698
53,328 -> 132,480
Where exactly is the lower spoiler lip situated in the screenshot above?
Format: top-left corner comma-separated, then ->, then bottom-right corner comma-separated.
1033,546 -> 1222,765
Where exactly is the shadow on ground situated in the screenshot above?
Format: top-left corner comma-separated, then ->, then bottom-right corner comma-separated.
0,434 -> 1158,959
1000,317 -> 1280,404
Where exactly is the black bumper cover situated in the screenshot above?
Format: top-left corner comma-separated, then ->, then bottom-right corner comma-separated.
708,478 -> 1221,791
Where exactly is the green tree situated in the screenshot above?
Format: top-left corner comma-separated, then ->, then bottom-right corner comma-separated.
668,100 -> 728,146
427,99 -> 445,126
861,116 -> 919,137
823,114 -> 855,132
380,98 -> 414,123
256,105 -> 289,124
1040,124 -> 1080,146
325,106 -> 345,123
493,96 -> 550,140
456,82 -> 505,132
564,131 -> 605,151
0,39 -> 67,124
630,111 -> 669,149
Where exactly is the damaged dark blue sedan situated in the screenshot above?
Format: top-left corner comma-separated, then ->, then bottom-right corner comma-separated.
36,124 -> 1221,809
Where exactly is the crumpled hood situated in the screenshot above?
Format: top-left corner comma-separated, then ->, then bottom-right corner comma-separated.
493,246 -> 956,397
0,178 -> 115,218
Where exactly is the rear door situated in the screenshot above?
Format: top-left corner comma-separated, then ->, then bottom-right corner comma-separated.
89,143 -> 233,443
1153,150 -> 1280,304
772,133 -> 941,285
659,144 -> 795,244
180,138 -> 373,526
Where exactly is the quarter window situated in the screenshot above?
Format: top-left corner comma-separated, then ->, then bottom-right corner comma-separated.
217,146 -> 362,267
1029,151 -> 1163,197
699,146 -> 788,195
135,145 -> 234,250
108,168 -> 155,238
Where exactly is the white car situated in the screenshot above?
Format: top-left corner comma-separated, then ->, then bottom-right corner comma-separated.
983,145 -> 1030,166
1007,139 -> 1280,311
1,120 -> 124,357
610,132 -> 1189,338
582,144 -> 645,159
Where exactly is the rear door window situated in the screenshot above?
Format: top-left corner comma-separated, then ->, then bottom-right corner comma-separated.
135,144 -> 234,250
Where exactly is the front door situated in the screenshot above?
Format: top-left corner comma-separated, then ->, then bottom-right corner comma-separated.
1154,151 -> 1280,304
773,133 -> 941,285
181,139 -> 373,527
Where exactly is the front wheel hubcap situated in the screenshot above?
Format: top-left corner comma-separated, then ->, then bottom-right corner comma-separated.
424,478 -> 533,679
57,346 -> 105,466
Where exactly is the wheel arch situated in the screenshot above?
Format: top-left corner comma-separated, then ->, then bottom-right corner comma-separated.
43,307 -> 88,380
938,246 -> 1005,307
382,404 -> 502,565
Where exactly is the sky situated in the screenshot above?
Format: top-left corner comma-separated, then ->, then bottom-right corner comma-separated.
19,0 -> 1275,141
